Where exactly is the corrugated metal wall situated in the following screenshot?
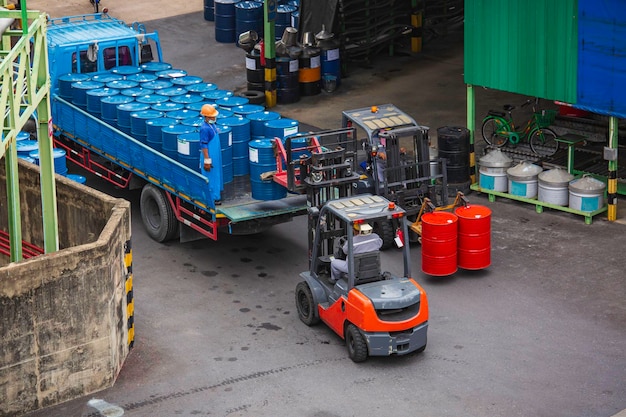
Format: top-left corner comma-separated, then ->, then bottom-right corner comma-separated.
577,1 -> 626,118
464,0 -> 578,103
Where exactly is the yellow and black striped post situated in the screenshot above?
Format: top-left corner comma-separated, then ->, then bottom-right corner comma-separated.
411,1 -> 424,53
607,117 -> 618,221
124,239 -> 135,349
264,0 -> 277,108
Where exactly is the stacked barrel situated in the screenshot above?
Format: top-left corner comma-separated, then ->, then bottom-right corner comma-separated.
55,61 -> 310,202
421,205 -> 492,276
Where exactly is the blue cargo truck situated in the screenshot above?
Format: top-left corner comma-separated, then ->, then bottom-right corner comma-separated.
46,13 -> 308,242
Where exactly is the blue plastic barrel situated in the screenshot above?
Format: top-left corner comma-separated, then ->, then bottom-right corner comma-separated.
215,0 -> 239,43
16,140 -> 38,159
156,68 -> 188,80
218,116 -> 251,176
247,111 -> 280,139
216,96 -> 250,109
91,72 -> 124,84
140,80 -> 174,91
264,118 -> 299,140
71,81 -> 105,109
66,174 -> 87,184
217,125 -> 233,184
111,66 -> 142,76
249,139 -> 287,200
106,80 -> 139,90
276,4 -> 297,40
170,94 -> 204,106
86,87 -> 120,116
235,1 -> 263,44
232,104 -> 264,117
117,102 -> 151,134
170,76 -> 204,87
16,131 -> 30,142
186,83 -> 218,95
320,47 -> 341,88
141,61 -> 173,73
162,124 -> 197,160
177,131 -> 201,171
276,57 -> 300,104
101,95 -> 134,123
121,87 -> 155,98
181,116 -> 204,130
136,94 -> 169,106
201,89 -> 234,103
204,0 -> 215,21
146,117 -> 178,152
58,73 -> 90,100
152,101 -> 185,113
131,110 -> 165,142
167,109 -> 197,121
156,86 -> 189,99
29,148 -> 68,175
126,73 -> 158,84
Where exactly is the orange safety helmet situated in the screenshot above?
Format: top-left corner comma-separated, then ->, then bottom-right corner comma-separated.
201,104 -> 219,118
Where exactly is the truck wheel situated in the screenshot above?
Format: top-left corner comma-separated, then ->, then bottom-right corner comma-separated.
345,324 -> 368,363
373,220 -> 395,250
140,184 -> 179,242
295,282 -> 320,326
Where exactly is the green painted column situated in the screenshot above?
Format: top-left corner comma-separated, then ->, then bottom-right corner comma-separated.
5,138 -> 23,261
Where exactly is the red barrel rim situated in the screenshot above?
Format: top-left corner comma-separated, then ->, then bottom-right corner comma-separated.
454,204 -> 492,219
422,211 -> 458,225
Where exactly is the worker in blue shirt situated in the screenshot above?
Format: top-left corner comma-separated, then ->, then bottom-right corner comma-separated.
199,104 -> 223,205
330,223 -> 383,283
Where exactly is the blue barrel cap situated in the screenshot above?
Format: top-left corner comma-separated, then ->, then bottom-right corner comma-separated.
91,73 -> 124,84
265,118 -> 299,129
66,174 -> 87,184
216,96 -> 249,108
86,87 -> 120,98
277,4 -> 297,13
106,80 -> 139,90
101,95 -> 135,105
186,83 -> 218,94
121,87 -> 155,97
155,68 -> 188,79
29,148 -> 66,160
181,116 -> 204,128
16,131 -> 31,141
216,108 -> 234,118
156,87 -> 189,97
247,110 -> 280,122
201,89 -> 234,101
185,101 -> 215,112
110,65 -> 143,76
140,80 -> 174,91
236,1 -> 263,9
16,139 -> 38,153
146,117 -> 179,127
59,73 -> 90,82
170,75 -> 204,86
140,61 -> 173,73
218,116 -> 250,127
126,73 -> 159,83
152,102 -> 185,112
162,124 -> 197,135
249,138 -> 274,149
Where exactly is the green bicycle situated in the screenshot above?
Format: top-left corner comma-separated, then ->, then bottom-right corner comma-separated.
481,99 -> 559,157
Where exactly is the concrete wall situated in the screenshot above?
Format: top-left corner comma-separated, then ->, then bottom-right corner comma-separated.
0,160 -> 133,416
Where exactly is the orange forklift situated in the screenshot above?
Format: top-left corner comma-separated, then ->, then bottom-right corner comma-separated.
295,194 -> 429,362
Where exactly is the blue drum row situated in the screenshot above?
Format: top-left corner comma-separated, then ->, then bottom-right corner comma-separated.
57,64 -> 304,200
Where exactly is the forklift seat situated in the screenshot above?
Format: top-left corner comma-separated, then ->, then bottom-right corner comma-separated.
354,252 -> 382,284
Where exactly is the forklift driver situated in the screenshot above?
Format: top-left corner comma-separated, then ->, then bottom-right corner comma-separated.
330,223 -> 383,283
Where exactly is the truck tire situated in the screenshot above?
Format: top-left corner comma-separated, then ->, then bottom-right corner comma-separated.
345,324 -> 368,363
295,282 -> 320,326
373,220 -> 395,250
140,184 -> 179,242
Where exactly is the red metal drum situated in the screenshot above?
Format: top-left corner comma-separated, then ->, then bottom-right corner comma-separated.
455,205 -> 492,270
421,211 -> 458,276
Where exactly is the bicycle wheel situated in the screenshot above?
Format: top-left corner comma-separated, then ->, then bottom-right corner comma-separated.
529,128 -> 558,157
481,117 -> 509,147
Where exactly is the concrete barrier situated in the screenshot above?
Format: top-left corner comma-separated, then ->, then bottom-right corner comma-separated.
0,160 -> 133,416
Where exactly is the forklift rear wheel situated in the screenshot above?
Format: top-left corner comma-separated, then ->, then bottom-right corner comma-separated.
345,324 -> 368,362
373,220 -> 395,250
140,184 -> 179,242
295,282 -> 320,326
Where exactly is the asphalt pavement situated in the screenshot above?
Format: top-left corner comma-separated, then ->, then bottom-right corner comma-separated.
21,2 -> 626,417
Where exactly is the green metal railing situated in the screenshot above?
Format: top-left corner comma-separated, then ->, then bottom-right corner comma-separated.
1,1 -> 58,261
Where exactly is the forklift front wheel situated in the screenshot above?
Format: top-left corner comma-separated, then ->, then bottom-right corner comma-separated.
345,324 -> 368,363
295,282 -> 320,326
